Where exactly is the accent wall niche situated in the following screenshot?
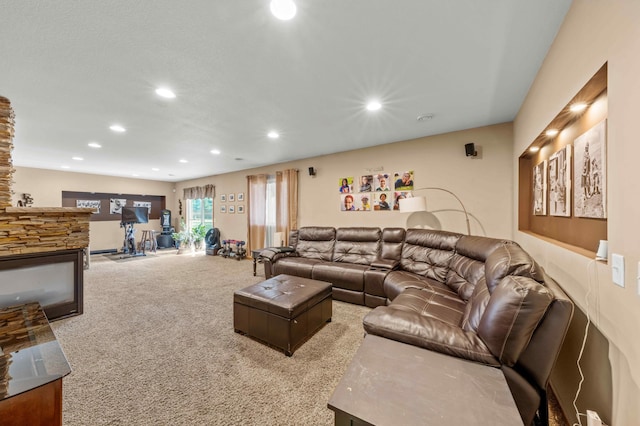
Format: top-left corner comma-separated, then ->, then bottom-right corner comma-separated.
518,63 -> 607,256
62,191 -> 165,221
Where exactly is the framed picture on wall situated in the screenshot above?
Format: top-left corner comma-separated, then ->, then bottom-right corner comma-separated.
237,192 -> 244,202
229,205 -> 235,214
220,205 -> 226,213
533,160 -> 547,216
220,194 -> 226,202
229,193 -> 235,202
339,177 -> 354,193
238,205 -> 244,214
573,119 -> 607,219
548,146 -> 571,217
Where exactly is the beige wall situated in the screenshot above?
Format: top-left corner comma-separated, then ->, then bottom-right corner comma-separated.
514,1 -> 640,424
12,167 -> 175,251
175,123 -> 514,243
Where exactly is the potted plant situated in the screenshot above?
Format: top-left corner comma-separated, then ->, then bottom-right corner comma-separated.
191,223 -> 207,251
171,219 -> 192,253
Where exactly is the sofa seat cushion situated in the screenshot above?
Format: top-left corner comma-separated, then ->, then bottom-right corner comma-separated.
274,257 -> 324,279
363,300 -> 498,366
312,262 -> 369,292
389,287 -> 465,327
383,270 -> 452,302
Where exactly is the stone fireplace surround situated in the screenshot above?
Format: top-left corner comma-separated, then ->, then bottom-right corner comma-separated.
0,96 -> 92,319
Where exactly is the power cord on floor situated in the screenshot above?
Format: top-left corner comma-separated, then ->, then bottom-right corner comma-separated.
571,259 -> 598,426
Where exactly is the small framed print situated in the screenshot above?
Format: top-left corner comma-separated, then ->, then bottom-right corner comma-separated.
237,192 -> 244,202
220,194 -> 226,202
238,205 -> 245,214
229,205 -> 235,214
220,205 -> 226,213
229,193 -> 235,202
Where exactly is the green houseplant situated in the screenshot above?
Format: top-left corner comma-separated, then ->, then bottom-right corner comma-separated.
171,218 -> 192,253
191,223 -> 207,250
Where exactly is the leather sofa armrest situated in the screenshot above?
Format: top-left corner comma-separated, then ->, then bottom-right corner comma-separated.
363,306 -> 499,366
259,246 -> 296,262
370,258 -> 399,270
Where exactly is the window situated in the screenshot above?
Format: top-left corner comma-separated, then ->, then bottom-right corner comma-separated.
265,176 -> 276,246
187,197 -> 213,231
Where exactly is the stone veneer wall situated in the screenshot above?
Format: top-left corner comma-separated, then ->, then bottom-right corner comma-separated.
0,96 -> 14,209
0,96 -> 91,256
1,207 -> 92,255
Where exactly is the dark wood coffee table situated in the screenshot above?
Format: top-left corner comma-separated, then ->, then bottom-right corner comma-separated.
328,335 -> 522,425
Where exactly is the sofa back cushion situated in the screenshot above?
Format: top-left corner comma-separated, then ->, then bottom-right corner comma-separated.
484,243 -> 545,292
380,227 -> 405,261
400,229 -> 461,282
446,236 -> 511,301
333,227 -> 381,265
477,275 -> 553,366
296,227 -> 336,261
461,277 -> 490,333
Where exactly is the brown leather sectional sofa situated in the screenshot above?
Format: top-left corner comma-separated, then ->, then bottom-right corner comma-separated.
260,226 -> 574,426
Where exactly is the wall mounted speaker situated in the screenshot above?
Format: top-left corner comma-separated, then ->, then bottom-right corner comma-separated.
308,167 -> 316,176
465,143 -> 477,157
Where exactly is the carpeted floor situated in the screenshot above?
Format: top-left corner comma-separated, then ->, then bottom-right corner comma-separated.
52,249 -> 568,425
52,250 -> 370,425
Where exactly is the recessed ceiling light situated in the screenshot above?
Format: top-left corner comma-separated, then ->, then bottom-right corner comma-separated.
151,167 -> 160,171
132,173 -> 139,177
210,149 -> 221,155
570,103 -> 587,112
72,156 -> 84,161
270,0 -> 297,20
268,131 -> 279,139
179,159 -> 188,163
88,142 -> 102,148
529,146 -> 540,153
109,124 -> 126,133
61,165 -> 70,169
366,101 -> 382,111
155,87 -> 176,99
545,129 -> 559,137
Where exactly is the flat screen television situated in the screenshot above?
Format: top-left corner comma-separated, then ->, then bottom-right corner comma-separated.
121,206 -> 149,224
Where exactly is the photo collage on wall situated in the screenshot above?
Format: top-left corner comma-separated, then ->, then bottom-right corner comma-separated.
533,118 -> 606,219
339,170 -> 414,212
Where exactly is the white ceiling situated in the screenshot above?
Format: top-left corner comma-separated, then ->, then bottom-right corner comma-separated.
1,1 -> 572,182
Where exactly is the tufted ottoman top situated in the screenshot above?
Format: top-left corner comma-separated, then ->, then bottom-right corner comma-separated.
234,274 -> 332,319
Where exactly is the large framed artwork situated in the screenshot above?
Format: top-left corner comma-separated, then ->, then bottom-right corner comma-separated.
533,160 -> 547,216
573,119 -> 607,218
548,146 -> 571,217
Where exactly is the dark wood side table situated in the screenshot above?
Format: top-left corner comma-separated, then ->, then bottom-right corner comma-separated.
328,335 -> 523,425
0,303 -> 71,426
251,248 -> 265,276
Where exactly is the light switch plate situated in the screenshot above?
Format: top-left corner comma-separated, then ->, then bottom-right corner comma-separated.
611,253 -> 624,287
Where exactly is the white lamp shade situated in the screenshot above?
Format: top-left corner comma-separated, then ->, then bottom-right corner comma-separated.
399,196 -> 427,213
596,240 -> 608,260
273,232 -> 284,247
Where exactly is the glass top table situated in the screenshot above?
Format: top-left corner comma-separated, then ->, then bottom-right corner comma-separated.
0,302 -> 71,401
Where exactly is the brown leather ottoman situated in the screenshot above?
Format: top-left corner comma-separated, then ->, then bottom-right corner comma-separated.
233,274 -> 332,356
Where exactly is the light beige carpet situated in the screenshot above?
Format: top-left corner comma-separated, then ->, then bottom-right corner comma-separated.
52,251 -> 370,425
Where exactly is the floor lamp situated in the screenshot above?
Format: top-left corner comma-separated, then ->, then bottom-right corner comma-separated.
398,187 -> 471,235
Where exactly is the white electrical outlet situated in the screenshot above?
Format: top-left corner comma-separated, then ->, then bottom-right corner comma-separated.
611,253 -> 625,287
